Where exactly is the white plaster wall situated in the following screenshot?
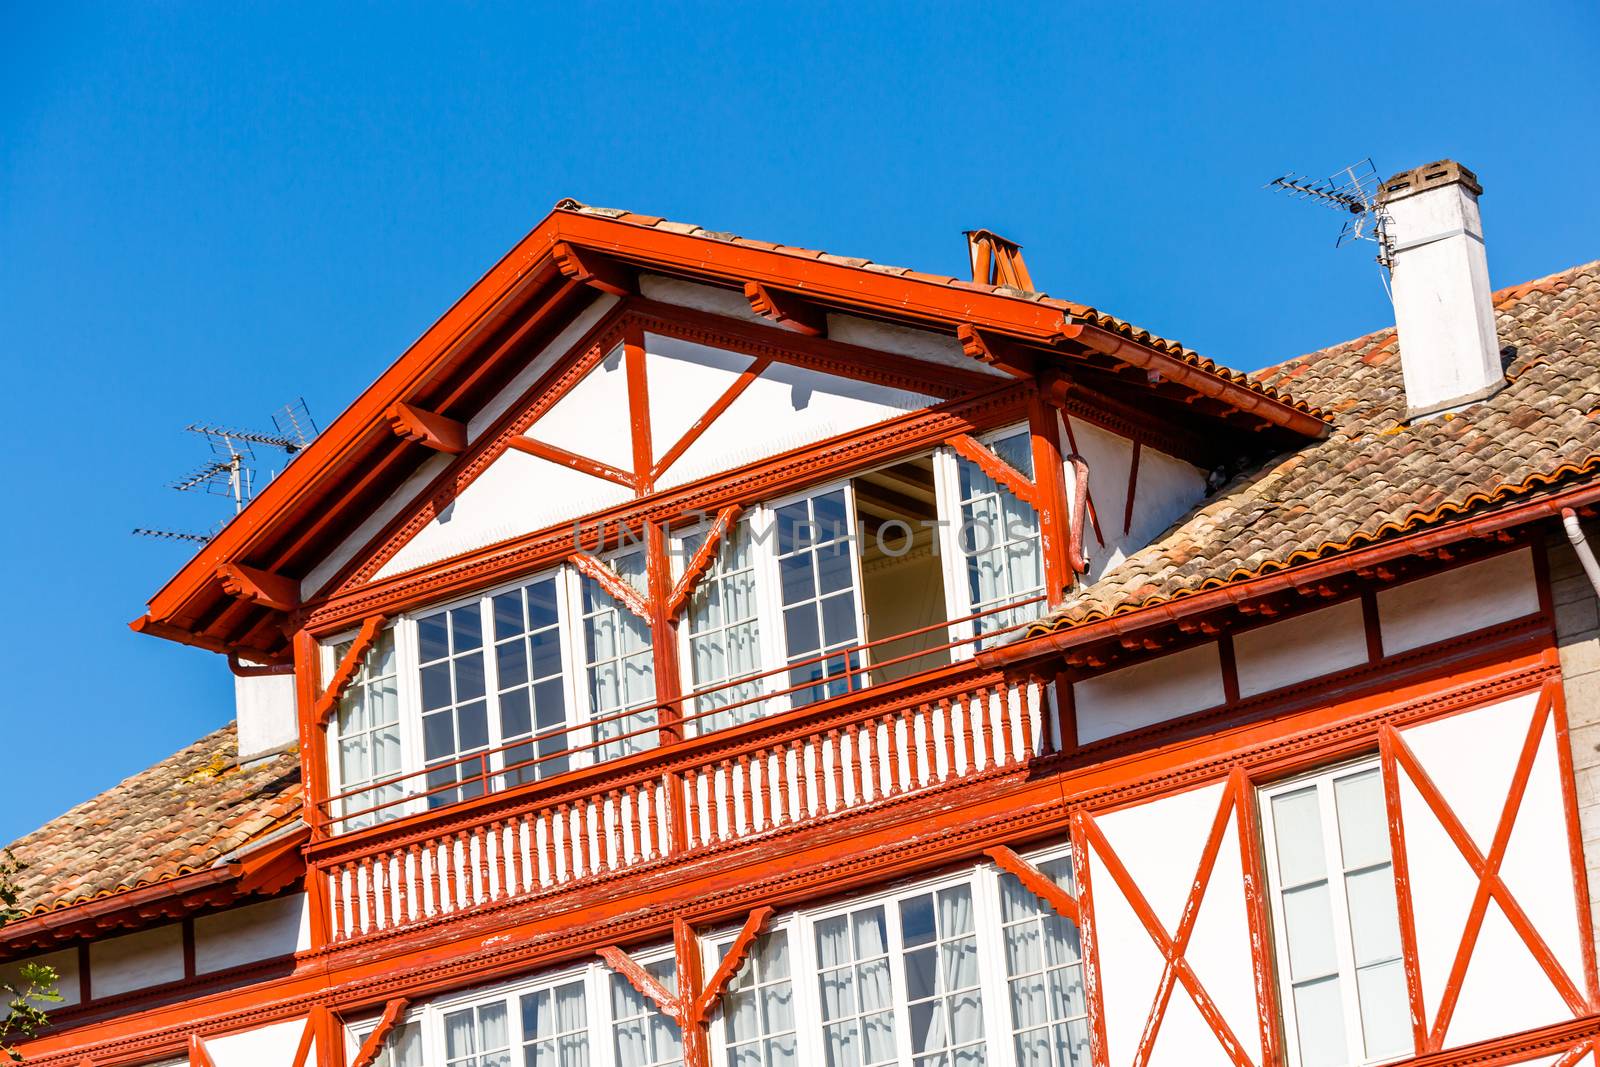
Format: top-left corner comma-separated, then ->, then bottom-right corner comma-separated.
1396,691 -> 1585,1048
89,923 -> 184,998
1091,782 -> 1256,1066
525,343 -> 634,472
826,313 -> 1007,378
642,333 -> 756,466
193,893 -> 309,975
1233,599 -> 1369,699
1073,642 -> 1225,744
206,1017 -> 312,1066
657,359 -> 934,489
234,671 -> 297,761
376,448 -> 632,579
0,948 -> 79,1009
1377,548 -> 1539,655
639,273 -> 769,326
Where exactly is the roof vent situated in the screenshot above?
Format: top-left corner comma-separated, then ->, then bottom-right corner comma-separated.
965,229 -> 1035,291
1378,160 -> 1503,419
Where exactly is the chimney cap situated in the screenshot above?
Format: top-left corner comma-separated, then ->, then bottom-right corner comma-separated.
1379,159 -> 1482,204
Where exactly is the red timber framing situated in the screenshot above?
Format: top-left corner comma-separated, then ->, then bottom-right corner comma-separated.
346,999 -> 409,1067
598,907 -> 774,1064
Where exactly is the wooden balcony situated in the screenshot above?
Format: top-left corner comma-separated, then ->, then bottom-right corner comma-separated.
308,603 -> 1060,945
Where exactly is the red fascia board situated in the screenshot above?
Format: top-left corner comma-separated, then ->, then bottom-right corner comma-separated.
978,480 -> 1600,670
0,866 -> 242,951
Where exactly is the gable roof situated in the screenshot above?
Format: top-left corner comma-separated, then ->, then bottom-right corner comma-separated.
132,201 -> 1327,664
1020,258 -> 1600,635
2,723 -> 301,923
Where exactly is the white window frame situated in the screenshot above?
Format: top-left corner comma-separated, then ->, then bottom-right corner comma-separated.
932,422 -> 1045,659
569,543 -> 660,762
1259,758 -> 1410,1067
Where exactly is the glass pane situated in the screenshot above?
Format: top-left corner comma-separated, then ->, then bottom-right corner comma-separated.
1271,786 -> 1327,887
1334,768 -> 1391,871
1292,975 -> 1350,1067
1344,866 -> 1402,966
1356,958 -> 1411,1059
1281,882 -> 1338,981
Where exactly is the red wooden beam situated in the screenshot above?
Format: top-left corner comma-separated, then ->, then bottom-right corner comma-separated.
552,241 -> 635,297
667,505 -> 743,622
957,324 -> 1031,378
569,552 -> 651,620
216,563 -> 300,613
947,433 -> 1038,507
348,998 -> 411,1067
743,281 -> 825,336
985,846 -> 1080,924
509,436 -> 637,489
288,1010 -> 317,1067
312,614 -> 388,726
595,946 -> 681,1019
385,401 -> 467,454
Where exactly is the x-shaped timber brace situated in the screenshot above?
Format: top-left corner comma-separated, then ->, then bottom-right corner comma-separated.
598,906 -> 775,1067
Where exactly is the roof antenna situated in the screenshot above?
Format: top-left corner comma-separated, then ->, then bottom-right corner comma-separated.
1266,159 -> 1393,297
132,399 -> 319,545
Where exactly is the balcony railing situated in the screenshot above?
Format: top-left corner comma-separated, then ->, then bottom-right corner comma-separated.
313,597 -> 1060,943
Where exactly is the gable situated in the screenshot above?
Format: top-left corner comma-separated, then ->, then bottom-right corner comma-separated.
324,303 -> 964,593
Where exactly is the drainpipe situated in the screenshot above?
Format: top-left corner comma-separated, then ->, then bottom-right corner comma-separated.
1562,508 -> 1600,599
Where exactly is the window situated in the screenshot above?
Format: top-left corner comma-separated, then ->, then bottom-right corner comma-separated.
418,602 -> 492,807
1261,762 -> 1409,1067
998,856 -> 1089,1067
490,576 -> 572,784
329,626 -> 402,830
720,931 -> 796,1067
774,487 -> 865,706
580,548 -> 657,761
682,518 -> 768,734
443,1000 -> 510,1067
899,884 -> 985,1067
939,427 -> 1044,645
816,904 -> 897,1067
612,957 -> 683,1067
519,977 -> 589,1065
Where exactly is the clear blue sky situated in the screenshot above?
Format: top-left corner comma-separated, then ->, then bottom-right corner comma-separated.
2,3 -> 1597,845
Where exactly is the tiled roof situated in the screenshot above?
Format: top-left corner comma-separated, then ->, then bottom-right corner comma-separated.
554,200 -> 1322,421
1025,258 -> 1600,634
2,723 -> 301,918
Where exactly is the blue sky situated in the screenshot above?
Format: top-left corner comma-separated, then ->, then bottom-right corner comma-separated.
2,2 -> 1597,845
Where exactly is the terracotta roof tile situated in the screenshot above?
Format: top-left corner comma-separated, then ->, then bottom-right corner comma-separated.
3,723 -> 301,917
1023,259 -> 1600,635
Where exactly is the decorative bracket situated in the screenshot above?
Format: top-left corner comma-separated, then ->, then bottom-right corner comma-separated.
1066,454 -> 1091,576
666,505 -> 743,622
956,324 -> 1032,378
385,401 -> 467,454
947,434 -> 1039,507
313,614 -> 388,726
744,281 -> 826,336
349,999 -> 411,1067
985,846 -> 1080,924
216,563 -> 300,613
570,552 -> 652,620
553,242 -> 635,296
597,907 -> 775,1033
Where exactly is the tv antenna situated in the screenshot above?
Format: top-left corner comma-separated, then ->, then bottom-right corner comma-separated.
1266,159 -> 1393,270
132,399 -> 319,545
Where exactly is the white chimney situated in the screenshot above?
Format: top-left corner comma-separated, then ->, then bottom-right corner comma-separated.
1379,160 -> 1503,418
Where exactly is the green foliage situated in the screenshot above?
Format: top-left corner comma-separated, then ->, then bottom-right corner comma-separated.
0,851 -> 59,1063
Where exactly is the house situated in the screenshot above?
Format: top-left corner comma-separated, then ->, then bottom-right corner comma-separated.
7,159 -> 1600,1067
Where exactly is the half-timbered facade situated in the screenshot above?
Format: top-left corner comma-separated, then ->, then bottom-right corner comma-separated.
9,160 -> 1600,1067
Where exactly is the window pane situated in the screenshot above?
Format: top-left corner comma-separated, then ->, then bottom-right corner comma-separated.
1291,975 -> 1349,1067
1270,786 -> 1326,887
1281,882 -> 1339,981
1344,866 -> 1402,967
1334,768 -> 1390,871
1356,958 -> 1411,1059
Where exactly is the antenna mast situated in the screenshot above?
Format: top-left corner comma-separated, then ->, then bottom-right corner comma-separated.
1265,159 -> 1393,270
133,399 -> 320,546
